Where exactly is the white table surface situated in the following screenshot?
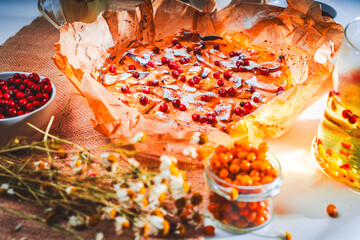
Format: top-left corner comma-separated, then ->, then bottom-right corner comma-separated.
1,1 -> 360,240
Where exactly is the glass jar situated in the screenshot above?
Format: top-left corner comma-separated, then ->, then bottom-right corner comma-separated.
313,18 -> 360,192
205,152 -> 282,233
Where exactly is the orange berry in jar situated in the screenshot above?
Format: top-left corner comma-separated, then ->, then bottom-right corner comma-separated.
210,158 -> 221,170
239,208 -> 249,216
236,201 -> 247,208
240,175 -> 253,186
229,163 -> 240,174
260,161 -> 271,172
228,212 -> 240,221
256,201 -> 266,212
219,168 -> 229,179
215,145 -> 227,154
253,215 -> 266,226
250,169 -> 260,177
252,160 -> 262,170
235,217 -> 249,228
219,153 -> 230,164
224,178 -> 232,184
237,151 -> 248,159
257,152 -> 267,161
267,168 -> 278,178
247,210 -> 257,222
261,176 -> 274,184
240,160 -> 251,172
241,140 -> 253,152
247,152 -> 257,161
251,176 -> 261,184
248,202 -> 258,210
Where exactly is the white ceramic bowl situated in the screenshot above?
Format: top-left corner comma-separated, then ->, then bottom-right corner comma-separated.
0,72 -> 56,143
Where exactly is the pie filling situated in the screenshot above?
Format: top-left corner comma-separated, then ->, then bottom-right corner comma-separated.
95,31 -> 291,133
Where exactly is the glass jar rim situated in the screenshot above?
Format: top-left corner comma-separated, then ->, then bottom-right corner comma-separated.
344,17 -> 360,53
206,151 -> 282,191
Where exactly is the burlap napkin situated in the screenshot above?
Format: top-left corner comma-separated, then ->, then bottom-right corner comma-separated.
0,16 -> 205,240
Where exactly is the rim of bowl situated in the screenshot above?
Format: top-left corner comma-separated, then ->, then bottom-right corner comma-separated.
206,151 -> 282,191
0,71 -> 56,122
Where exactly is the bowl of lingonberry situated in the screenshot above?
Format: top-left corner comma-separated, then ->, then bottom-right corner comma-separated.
205,139 -> 282,233
0,72 -> 56,142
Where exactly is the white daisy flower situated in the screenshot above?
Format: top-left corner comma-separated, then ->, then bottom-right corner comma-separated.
182,147 -> 198,159
68,215 -> 84,227
95,232 -> 104,240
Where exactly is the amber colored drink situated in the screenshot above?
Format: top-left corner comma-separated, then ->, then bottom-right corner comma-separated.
59,0 -> 109,23
313,69 -> 360,191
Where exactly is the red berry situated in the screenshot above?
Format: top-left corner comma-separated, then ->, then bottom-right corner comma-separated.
0,114 -> 4,119
193,62 -> 200,66
121,85 -> 129,93
207,115 -> 217,124
227,87 -> 237,97
133,71 -> 140,78
218,88 -> 227,97
213,44 -> 220,50
33,100 -> 41,108
36,93 -> 43,100
348,115 -> 357,124
17,110 -> 24,116
179,104 -> 187,111
185,57 -> 191,63
147,61 -> 155,67
27,95 -> 35,102
172,99 -> 181,108
224,71 -> 232,79
244,102 -> 253,110
8,78 -> 15,85
25,103 -> 33,111
180,76 -> 187,82
180,58 -> 186,65
14,78 -> 22,86
193,76 -> 201,84
43,93 -> 49,99
242,108 -> 250,115
172,70 -> 179,78
188,79 -> 195,86
199,115 -> 207,123
161,57 -> 169,65
6,100 -> 15,108
13,73 -> 21,79
7,108 -> 17,117
193,48 -> 201,55
201,95 -> 209,102
18,84 -> 25,91
217,79 -> 225,86
129,65 -> 136,70
42,85 -> 51,93
214,61 -> 221,66
172,38 -> 178,45
260,67 -> 269,75
2,85 -> 8,92
19,99 -> 27,107
160,102 -> 168,112
41,78 -> 51,85
243,59 -> 249,66
168,61 -> 175,69
109,65 -> 117,73
192,113 -> 200,121
143,87 -> 150,94
213,71 -> 220,79
147,81 -> 154,86
28,73 -> 40,83
152,46 -> 160,54
152,80 -> 159,86
15,92 -> 25,100
277,86 -> 285,92
229,51 -> 235,57
234,107 -> 242,115
139,96 -> 148,105
238,66 -> 245,72
176,43 -> 182,49
236,60 -> 244,67
3,93 -> 10,100
253,97 -> 259,102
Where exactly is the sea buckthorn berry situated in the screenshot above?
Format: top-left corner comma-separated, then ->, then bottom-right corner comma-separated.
327,204 -> 338,218
213,44 -> 220,50
240,160 -> 251,172
109,65 -> 117,73
219,168 -> 229,179
213,71 -> 220,79
224,71 -> 232,79
229,164 -> 240,174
